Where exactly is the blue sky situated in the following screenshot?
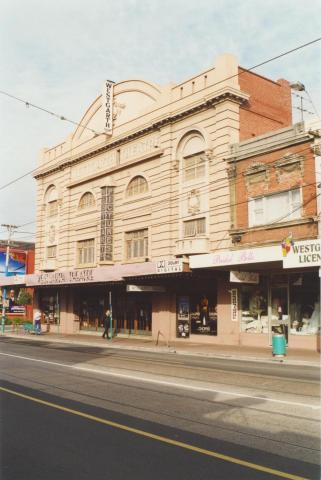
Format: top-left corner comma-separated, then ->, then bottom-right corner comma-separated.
0,0 -> 320,241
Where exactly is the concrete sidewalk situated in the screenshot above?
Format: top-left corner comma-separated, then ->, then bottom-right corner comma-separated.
2,329 -> 320,367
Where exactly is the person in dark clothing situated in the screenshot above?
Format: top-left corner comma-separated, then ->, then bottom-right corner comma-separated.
102,309 -> 112,339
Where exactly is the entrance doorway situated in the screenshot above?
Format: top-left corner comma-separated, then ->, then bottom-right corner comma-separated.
269,277 -> 289,344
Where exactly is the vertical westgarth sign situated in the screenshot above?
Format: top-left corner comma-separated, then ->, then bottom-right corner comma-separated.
283,239 -> 321,268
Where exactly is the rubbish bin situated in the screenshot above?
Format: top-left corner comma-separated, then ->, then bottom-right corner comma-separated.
272,333 -> 286,357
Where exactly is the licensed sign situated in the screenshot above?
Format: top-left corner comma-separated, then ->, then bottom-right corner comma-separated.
283,239 -> 321,269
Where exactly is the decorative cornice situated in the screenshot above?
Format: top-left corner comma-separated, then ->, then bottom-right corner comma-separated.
35,90 -> 248,180
226,123 -> 312,164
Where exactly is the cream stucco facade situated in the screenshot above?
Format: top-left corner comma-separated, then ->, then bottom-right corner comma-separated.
32,54 -> 307,348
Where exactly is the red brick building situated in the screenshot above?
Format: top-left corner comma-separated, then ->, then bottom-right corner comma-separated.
225,123 -> 319,350
0,241 -> 35,320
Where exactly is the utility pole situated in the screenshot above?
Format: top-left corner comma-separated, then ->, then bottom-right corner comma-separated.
1,224 -> 18,333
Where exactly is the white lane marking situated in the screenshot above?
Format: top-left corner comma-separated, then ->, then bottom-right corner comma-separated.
1,352 -> 320,410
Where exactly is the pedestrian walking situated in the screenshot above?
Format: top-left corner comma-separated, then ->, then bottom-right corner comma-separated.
102,309 -> 112,339
33,310 -> 42,334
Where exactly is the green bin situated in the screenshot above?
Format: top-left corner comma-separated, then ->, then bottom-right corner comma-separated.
272,333 -> 286,357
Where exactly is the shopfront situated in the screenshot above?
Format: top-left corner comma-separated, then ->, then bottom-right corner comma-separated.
74,284 -> 153,336
173,275 -> 217,339
190,242 -> 320,350
239,271 -> 320,345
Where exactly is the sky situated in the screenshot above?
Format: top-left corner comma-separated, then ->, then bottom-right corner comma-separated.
0,0 -> 320,243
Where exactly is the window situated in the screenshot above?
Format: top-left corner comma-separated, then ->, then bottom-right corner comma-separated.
48,200 -> 58,217
47,245 -> 57,258
249,189 -> 301,227
183,155 -> 205,182
126,229 -> 148,259
79,192 -> 95,210
77,239 -> 95,265
127,176 -> 148,197
184,218 -> 206,237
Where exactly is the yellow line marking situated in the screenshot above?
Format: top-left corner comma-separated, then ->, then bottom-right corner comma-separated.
0,386 -> 308,480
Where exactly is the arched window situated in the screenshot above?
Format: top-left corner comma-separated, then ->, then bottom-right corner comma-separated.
79,192 -> 95,210
126,176 -> 148,197
182,135 -> 206,182
45,185 -> 58,217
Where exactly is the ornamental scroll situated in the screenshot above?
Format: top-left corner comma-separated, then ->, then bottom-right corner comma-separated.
100,187 -> 114,261
103,80 -> 115,133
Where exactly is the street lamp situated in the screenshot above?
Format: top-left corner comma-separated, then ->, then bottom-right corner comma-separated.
290,81 -> 306,123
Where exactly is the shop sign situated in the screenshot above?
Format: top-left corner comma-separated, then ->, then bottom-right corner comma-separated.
190,245 -> 280,269
156,259 -> 184,274
26,268 -> 108,286
283,239 -> 321,269
230,271 -> 259,284
126,284 -> 166,292
231,289 -> 238,322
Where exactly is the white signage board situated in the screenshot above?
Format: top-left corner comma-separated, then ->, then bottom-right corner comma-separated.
231,289 -> 238,321
103,80 -> 114,133
156,259 -> 184,274
230,271 -> 259,284
283,239 -> 321,268
0,275 -> 26,286
190,246 -> 280,269
126,285 -> 166,293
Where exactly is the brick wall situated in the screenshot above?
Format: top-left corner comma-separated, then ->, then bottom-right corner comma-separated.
239,68 -> 292,140
232,140 -> 318,245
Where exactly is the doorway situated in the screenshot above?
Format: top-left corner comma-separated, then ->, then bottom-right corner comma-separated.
269,276 -> 289,344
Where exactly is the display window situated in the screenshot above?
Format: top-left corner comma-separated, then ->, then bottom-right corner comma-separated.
240,279 -> 268,333
240,272 -> 320,338
177,291 -> 217,337
40,290 -> 60,325
289,273 -> 320,335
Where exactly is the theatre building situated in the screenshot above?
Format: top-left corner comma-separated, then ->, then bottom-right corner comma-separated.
29,53 -> 301,345
190,123 -> 320,351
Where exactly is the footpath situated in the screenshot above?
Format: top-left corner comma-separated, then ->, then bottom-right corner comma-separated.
2,329 -> 320,367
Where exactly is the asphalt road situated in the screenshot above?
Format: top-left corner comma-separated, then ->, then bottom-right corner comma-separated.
0,338 -> 320,480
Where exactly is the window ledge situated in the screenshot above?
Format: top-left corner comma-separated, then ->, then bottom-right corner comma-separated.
230,217 -> 316,235
76,263 -> 97,269
123,193 -> 152,205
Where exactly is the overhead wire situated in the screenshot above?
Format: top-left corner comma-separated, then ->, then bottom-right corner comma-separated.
1,37 -> 321,193
0,89 -> 105,136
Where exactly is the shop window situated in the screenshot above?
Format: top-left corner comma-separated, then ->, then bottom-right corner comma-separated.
177,292 -> 217,337
184,218 -> 206,237
126,176 -> 148,197
77,239 -> 95,265
289,273 -> 320,335
79,192 -> 95,210
183,154 -> 206,182
125,229 -> 148,260
47,245 -> 57,258
249,188 -> 301,226
240,282 -> 268,334
40,292 -> 60,325
48,200 -> 58,217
